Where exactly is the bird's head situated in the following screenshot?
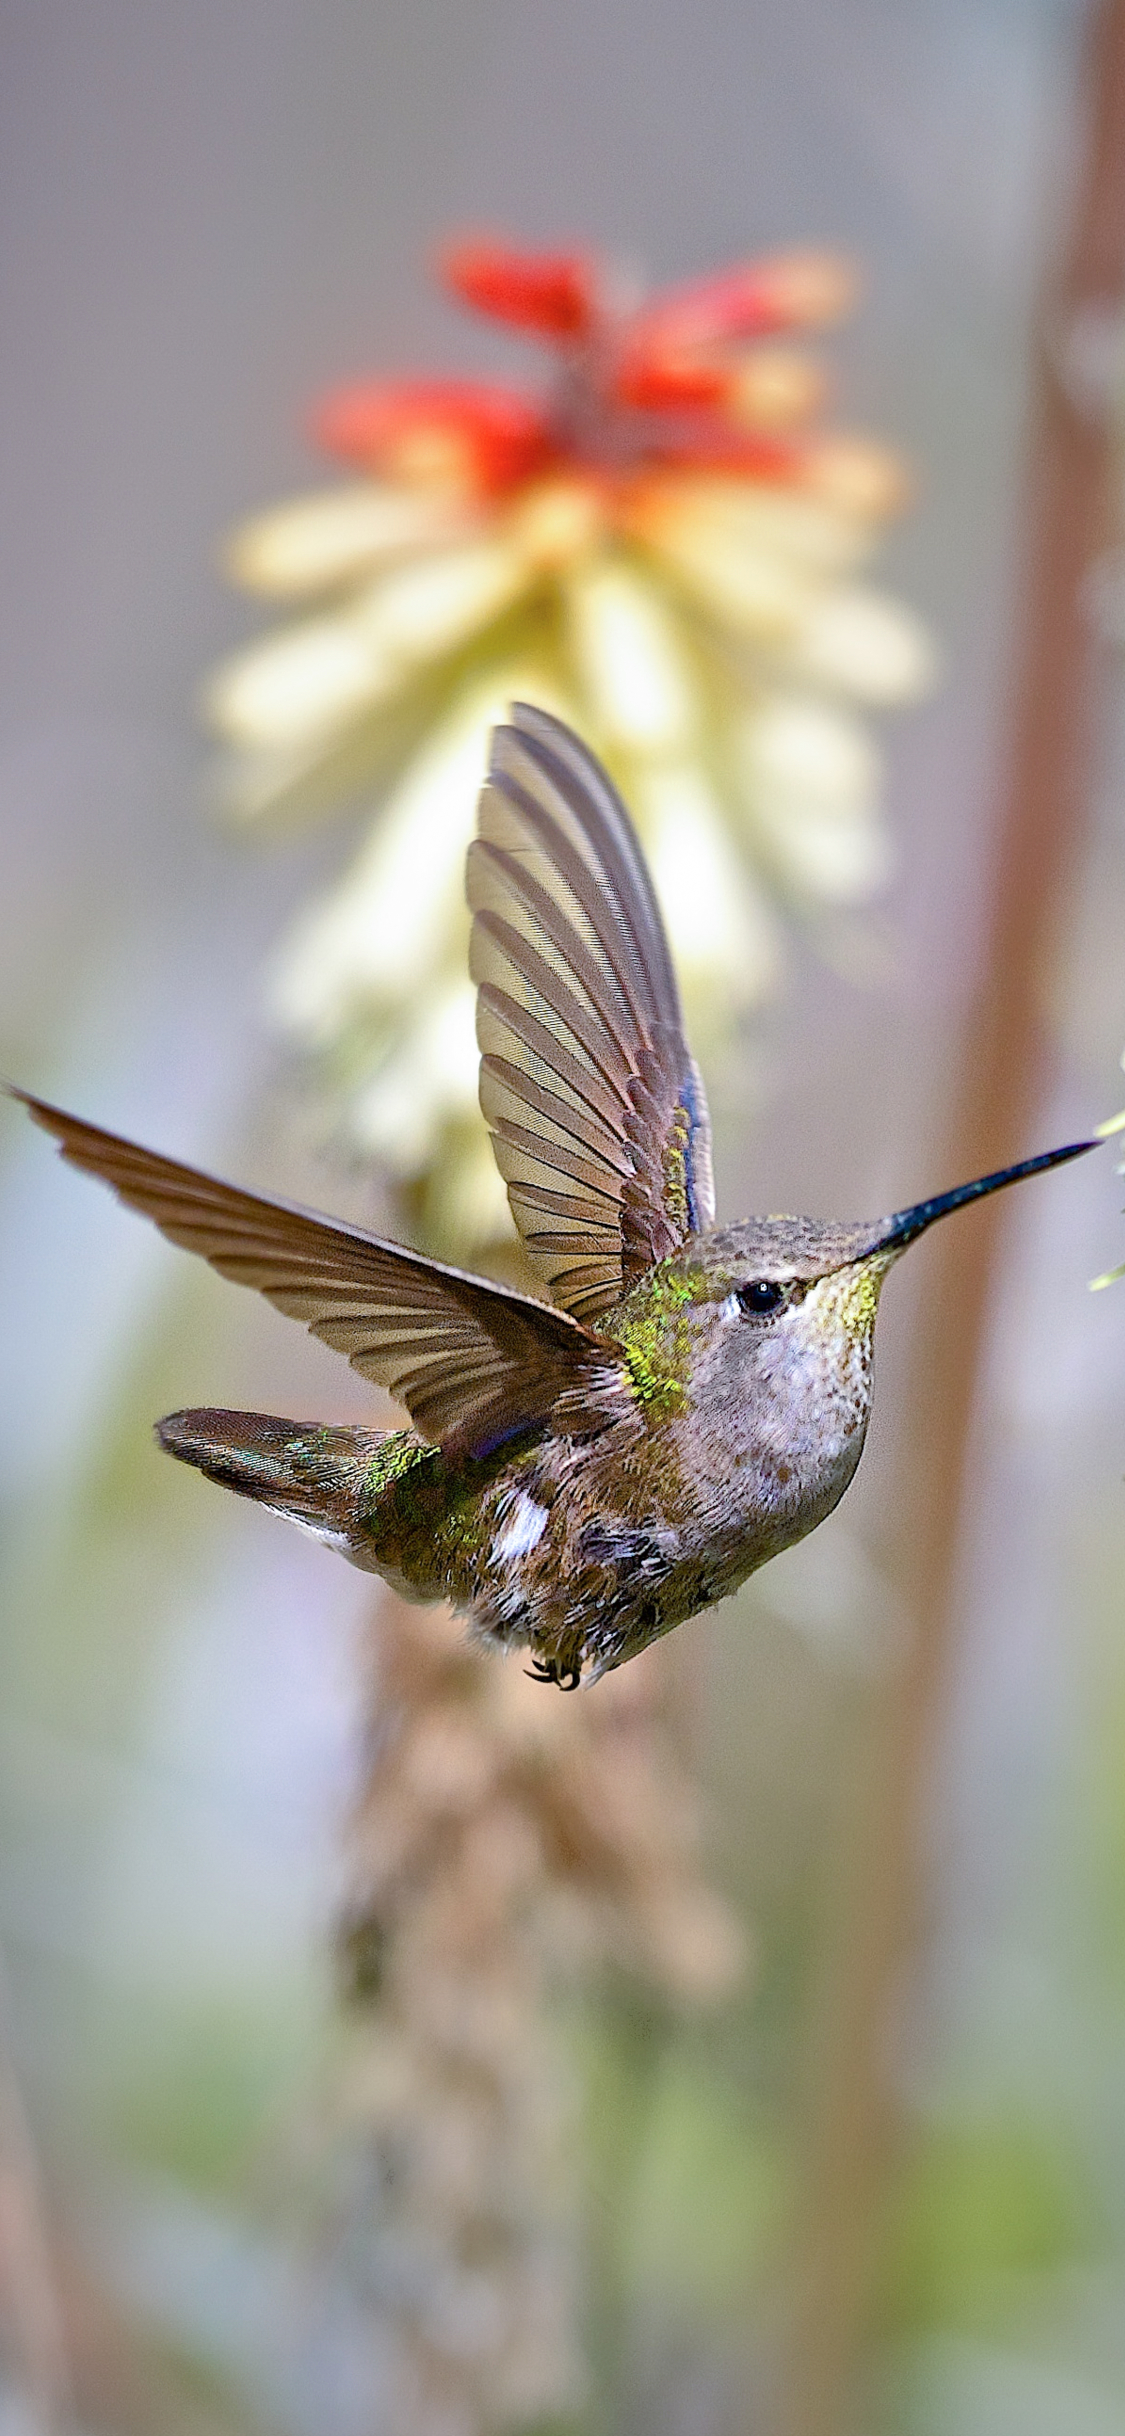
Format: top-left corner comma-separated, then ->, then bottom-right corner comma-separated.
609,1139 -> 1095,1479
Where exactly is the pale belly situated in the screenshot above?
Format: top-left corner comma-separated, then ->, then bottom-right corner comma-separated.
449,1407 -> 870,1682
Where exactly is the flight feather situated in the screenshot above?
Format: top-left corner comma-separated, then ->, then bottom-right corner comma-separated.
10,1088 -> 615,1460
468,702 -> 715,1321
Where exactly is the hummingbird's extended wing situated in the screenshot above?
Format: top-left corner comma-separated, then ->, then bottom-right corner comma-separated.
10,1088 -> 620,1461
468,704 -> 715,1322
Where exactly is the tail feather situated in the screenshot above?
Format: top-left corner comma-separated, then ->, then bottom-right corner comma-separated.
157,1408 -> 388,1539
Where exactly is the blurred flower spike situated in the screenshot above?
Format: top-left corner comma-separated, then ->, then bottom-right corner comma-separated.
209,232 -> 936,1256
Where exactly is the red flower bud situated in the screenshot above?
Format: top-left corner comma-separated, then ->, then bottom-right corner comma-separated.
439,236 -> 598,340
646,429 -> 805,481
629,251 -> 856,354
311,378 -> 555,495
610,353 -> 733,411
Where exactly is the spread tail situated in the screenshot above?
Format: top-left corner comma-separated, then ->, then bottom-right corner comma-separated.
156,1408 -> 391,1554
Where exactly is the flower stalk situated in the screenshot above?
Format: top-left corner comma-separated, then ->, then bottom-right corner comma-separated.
777,9 -> 1125,2429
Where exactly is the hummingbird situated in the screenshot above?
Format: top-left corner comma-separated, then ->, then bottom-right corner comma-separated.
7,704 -> 1097,1686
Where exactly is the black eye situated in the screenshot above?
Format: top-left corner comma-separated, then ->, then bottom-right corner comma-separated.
737,1278 -> 785,1316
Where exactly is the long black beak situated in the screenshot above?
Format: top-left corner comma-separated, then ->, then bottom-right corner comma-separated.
870,1137 -> 1099,1257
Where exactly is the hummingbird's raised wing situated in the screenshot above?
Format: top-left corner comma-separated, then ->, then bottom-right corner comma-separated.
468,704 -> 715,1322
11,1089 -> 620,1461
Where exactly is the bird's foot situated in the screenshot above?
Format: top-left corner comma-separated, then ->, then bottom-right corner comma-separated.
524,1655 -> 583,1690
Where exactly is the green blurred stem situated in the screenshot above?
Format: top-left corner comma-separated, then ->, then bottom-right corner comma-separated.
776,6 -> 1125,2431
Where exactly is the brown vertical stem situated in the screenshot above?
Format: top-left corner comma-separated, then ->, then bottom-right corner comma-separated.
0,1955 -> 70,2433
779,7 -> 1125,2432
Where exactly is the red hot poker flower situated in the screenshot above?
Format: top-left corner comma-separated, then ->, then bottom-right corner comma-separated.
210,230 -> 932,1253
310,236 -> 863,500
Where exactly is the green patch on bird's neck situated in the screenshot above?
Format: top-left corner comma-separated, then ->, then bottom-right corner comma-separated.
609,1262 -> 696,1414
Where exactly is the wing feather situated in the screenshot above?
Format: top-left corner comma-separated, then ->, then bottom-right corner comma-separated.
468,704 -> 715,1319
10,1088 -> 615,1459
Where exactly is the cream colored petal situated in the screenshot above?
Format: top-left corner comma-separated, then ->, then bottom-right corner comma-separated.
735,695 -> 891,903
209,537 -> 533,757
267,664 -> 575,1044
728,349 -> 826,427
509,477 -> 606,571
629,761 -> 783,1007
205,614 -> 397,749
786,587 -> 936,702
354,537 -> 531,662
806,438 -> 908,519
630,479 -> 879,645
632,476 -> 872,577
212,680 -> 469,829
210,735 -> 339,826
734,694 -> 879,819
750,249 -> 859,325
423,1124 -> 515,1253
268,716 -> 484,1041
224,484 -> 471,599
761,807 -> 891,900
347,1036 -> 442,1176
564,561 -> 699,753
642,522 -> 815,642
349,983 -> 482,1175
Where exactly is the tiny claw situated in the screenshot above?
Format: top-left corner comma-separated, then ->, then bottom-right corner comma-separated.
524,1656 -> 584,1690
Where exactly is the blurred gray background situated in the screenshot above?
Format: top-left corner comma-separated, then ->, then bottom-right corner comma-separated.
3,4 -> 1125,2433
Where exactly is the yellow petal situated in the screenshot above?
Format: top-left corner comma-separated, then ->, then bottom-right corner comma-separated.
268,664 -> 575,1042
350,984 -> 482,1175
210,734 -> 349,826
735,696 -> 890,903
644,524 -> 814,640
728,349 -> 827,427
564,561 -> 699,753
1095,1107 -> 1125,1137
763,806 -> 891,900
735,694 -> 879,815
413,980 -> 482,1110
786,587 -> 936,702
630,762 -> 782,1006
207,536 -> 534,757
633,476 -> 872,576
509,477 -> 606,570
354,537 -> 531,662
205,615 -> 397,749
268,715 -> 484,1039
224,484 -> 470,598
346,1035 -> 442,1175
630,478 -> 895,647
751,249 -> 859,326
421,1122 -> 515,1253
806,438 -> 909,519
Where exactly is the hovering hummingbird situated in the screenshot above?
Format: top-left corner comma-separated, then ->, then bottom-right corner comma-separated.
8,704 -> 1097,1685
